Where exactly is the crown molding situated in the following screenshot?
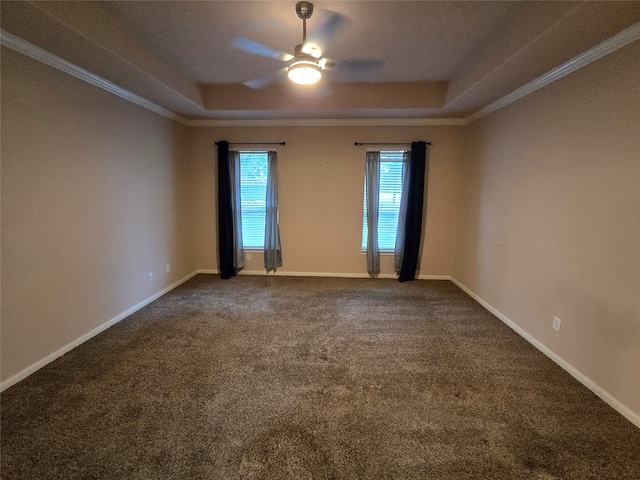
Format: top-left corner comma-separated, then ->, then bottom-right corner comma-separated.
0,29 -> 462,127
0,29 -> 190,126
465,21 -> 640,124
186,117 -> 466,127
3,21 -> 639,128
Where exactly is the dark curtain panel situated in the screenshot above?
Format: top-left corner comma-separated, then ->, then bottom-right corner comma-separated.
217,141 -> 235,279
398,141 -> 428,282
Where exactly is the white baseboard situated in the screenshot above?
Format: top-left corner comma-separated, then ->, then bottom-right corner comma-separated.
199,269 -> 451,281
240,270 -> 400,278
449,277 -> 640,429
0,270 -> 200,392
1,268 -> 447,391
6,268 -> 637,428
417,274 -> 452,281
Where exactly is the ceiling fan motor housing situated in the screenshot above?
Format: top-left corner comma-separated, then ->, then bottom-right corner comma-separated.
296,2 -> 314,20
293,43 -> 317,63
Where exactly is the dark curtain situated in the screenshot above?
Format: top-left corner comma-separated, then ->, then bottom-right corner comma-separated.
217,141 -> 235,279
398,141 -> 428,282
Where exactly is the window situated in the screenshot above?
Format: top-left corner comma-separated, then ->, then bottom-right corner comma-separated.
238,151 -> 268,248
362,151 -> 406,251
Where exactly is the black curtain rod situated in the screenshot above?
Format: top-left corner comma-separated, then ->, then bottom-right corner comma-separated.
215,142 -> 285,146
355,142 -> 431,146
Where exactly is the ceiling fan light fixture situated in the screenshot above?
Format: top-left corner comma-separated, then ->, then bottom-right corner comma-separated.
287,59 -> 322,85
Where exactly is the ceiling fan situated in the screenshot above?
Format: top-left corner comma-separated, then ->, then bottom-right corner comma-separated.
231,1 -> 383,89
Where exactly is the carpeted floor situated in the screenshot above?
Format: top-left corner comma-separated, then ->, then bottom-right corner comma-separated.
2,275 -> 639,479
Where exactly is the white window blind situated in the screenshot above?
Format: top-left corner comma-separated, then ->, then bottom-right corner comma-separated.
362,151 -> 406,250
239,151 -> 268,248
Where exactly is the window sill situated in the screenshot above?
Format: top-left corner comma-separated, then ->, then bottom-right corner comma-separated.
359,250 -> 395,256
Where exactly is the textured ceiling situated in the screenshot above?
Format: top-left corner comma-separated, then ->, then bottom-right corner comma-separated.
107,1 -> 517,84
2,1 -> 639,121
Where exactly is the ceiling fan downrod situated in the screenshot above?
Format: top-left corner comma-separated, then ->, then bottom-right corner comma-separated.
296,1 -> 314,42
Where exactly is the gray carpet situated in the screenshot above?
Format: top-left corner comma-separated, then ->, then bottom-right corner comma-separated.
2,275 -> 639,479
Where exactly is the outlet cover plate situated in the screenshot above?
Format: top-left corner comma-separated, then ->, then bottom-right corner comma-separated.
552,316 -> 562,332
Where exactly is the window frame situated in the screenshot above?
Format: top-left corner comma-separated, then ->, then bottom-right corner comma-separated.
234,149 -> 271,250
361,150 -> 408,252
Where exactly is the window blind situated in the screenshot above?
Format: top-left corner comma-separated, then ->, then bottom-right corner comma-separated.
239,152 -> 268,248
362,151 -> 406,250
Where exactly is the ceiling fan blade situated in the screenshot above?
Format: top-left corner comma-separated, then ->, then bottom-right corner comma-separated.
231,37 -> 293,62
243,69 -> 287,90
305,10 -> 352,54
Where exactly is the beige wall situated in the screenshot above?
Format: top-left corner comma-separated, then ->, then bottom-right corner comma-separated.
189,125 -> 463,277
453,42 -> 640,418
2,36 -> 638,426
1,48 -> 196,383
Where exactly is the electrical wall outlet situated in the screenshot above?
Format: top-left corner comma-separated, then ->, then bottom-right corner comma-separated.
166,264 -> 171,274
552,316 -> 562,332
148,272 -> 153,282
246,253 -> 252,261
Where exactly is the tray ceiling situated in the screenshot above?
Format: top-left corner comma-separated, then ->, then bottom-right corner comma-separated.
1,1 -> 639,121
